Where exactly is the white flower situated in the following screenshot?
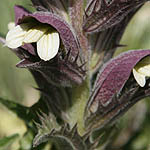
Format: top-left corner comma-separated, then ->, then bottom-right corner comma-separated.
133,56 -> 150,87
6,22 -> 60,61
8,22 -> 15,30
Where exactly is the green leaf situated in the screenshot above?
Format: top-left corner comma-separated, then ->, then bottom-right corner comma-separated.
0,97 -> 49,124
0,134 -> 19,150
19,129 -> 34,150
0,97 -> 32,123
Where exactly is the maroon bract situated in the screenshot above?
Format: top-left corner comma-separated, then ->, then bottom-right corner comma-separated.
91,50 -> 150,108
85,50 -> 150,131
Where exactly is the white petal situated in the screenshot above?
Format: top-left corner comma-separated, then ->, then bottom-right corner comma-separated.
8,22 -> 15,30
6,23 -> 31,49
37,31 -> 60,61
137,65 -> 150,77
133,68 -> 146,87
134,56 -> 150,77
23,25 -> 49,43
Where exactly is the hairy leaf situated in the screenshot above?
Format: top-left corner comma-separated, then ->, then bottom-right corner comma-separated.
0,97 -> 31,123
16,56 -> 86,87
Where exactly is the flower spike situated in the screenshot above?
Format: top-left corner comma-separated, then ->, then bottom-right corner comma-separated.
1,1 -> 150,149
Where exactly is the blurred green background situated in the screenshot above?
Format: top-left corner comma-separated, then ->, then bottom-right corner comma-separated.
0,0 -> 39,140
0,1 -> 150,150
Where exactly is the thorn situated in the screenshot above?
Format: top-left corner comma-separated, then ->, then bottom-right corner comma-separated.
82,130 -> 91,141
35,87 -> 45,92
93,0 -> 105,12
84,9 -> 89,18
86,0 -> 97,13
65,49 -> 71,60
74,51 -> 79,63
107,0 -> 114,5
36,111 -> 45,124
50,129 -> 55,135
71,123 -> 78,133
101,0 -> 108,8
83,10 -> 89,23
61,124 -> 68,134
79,61 -> 87,70
16,59 -> 28,68
16,59 -> 40,70
34,87 -> 51,99
115,44 -> 127,48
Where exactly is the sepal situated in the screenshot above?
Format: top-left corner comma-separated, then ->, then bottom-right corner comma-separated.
16,54 -> 86,87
